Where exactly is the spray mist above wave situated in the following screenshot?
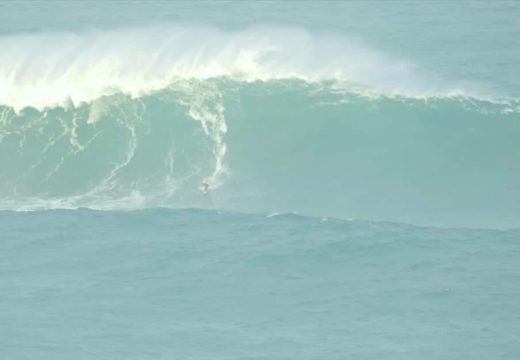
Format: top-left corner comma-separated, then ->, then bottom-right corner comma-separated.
0,24 -> 460,111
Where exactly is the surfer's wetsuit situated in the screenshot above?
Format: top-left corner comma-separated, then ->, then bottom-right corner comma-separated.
201,180 -> 210,193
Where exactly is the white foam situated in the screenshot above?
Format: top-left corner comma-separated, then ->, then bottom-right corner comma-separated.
0,24 -> 448,111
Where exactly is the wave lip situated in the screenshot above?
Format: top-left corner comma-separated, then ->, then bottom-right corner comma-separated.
0,24 -> 476,112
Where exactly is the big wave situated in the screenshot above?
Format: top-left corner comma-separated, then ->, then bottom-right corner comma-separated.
0,25 -> 519,228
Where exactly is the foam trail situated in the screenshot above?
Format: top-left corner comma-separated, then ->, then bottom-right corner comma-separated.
181,82 -> 228,190
0,24 -> 455,112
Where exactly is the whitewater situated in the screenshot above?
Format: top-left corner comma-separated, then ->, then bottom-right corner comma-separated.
0,1 -> 519,359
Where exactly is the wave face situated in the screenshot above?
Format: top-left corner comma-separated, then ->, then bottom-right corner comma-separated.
0,26 -> 519,228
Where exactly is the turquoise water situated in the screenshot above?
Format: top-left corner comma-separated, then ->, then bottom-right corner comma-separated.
1,1 -> 520,358
1,209 -> 519,359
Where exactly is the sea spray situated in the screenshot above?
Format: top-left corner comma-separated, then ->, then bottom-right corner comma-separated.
0,24 -> 455,112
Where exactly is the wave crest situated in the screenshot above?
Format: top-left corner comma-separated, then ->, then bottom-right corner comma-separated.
0,24 -> 462,111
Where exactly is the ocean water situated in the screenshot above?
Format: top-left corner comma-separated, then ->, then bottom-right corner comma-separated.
0,1 -> 519,358
1,209 -> 519,359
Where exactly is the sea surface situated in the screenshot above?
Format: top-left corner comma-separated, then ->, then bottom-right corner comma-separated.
0,1 -> 519,359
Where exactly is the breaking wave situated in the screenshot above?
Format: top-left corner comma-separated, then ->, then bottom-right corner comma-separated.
0,25 -> 519,228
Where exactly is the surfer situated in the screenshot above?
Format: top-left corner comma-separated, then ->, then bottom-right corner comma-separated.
201,178 -> 210,194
